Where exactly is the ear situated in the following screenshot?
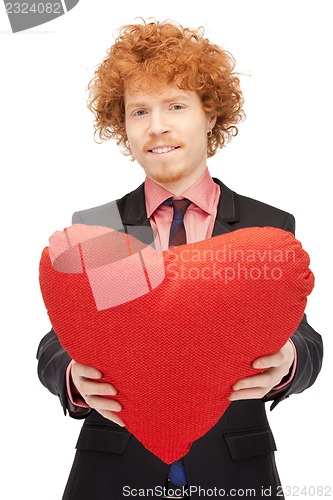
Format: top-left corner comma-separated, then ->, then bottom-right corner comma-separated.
207,115 -> 217,132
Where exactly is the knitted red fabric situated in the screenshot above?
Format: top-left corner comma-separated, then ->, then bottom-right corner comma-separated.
39,224 -> 314,463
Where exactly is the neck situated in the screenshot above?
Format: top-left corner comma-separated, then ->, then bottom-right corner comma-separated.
148,165 -> 207,197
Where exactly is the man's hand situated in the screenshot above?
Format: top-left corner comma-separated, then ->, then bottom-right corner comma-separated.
229,340 -> 295,401
71,361 -> 125,427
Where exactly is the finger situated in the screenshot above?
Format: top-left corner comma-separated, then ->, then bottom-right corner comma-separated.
98,410 -> 126,427
73,362 -> 103,380
229,386 -> 268,401
80,380 -> 118,397
232,367 -> 284,392
84,395 -> 123,413
252,351 -> 283,370
252,341 -> 294,370
232,371 -> 273,391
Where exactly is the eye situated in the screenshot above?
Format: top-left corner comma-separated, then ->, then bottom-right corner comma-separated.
133,109 -> 147,117
171,104 -> 185,111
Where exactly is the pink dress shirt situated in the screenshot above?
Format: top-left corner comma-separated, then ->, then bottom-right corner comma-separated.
144,168 -> 220,251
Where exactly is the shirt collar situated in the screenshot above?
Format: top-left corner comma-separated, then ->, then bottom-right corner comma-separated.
144,167 -> 218,217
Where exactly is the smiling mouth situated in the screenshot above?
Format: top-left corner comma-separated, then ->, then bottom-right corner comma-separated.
148,146 -> 180,154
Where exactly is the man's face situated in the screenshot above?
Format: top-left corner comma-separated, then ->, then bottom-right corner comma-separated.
124,83 -> 216,187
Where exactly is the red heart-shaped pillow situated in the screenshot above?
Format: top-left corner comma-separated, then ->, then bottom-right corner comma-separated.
39,225 -> 314,463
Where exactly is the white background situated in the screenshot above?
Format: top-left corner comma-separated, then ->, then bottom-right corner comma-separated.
0,1 -> 331,498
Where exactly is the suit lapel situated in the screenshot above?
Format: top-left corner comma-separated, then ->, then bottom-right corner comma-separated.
117,177 -> 240,244
116,183 -> 155,246
211,178 -> 240,236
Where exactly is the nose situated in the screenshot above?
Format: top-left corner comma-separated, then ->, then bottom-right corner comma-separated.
147,110 -> 170,136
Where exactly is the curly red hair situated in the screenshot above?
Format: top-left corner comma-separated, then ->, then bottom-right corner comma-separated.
87,20 -> 245,157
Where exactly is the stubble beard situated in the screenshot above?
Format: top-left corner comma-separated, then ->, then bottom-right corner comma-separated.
145,161 -> 184,185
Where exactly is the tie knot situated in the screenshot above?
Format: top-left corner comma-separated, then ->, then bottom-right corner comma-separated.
163,198 -> 191,221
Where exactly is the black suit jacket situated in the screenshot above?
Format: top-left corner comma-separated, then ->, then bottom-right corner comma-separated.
37,178 -> 323,499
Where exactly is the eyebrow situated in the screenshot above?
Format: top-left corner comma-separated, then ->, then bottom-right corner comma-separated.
125,94 -> 192,111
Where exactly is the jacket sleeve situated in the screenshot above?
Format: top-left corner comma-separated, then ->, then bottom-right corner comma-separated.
263,212 -> 323,408
36,328 -> 91,419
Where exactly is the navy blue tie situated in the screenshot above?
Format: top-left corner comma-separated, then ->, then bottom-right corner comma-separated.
162,197 -> 191,487
163,198 -> 191,248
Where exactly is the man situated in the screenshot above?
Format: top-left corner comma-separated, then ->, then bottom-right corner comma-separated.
37,20 -> 323,499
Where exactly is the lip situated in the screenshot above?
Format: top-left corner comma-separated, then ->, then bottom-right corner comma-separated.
148,145 -> 180,154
